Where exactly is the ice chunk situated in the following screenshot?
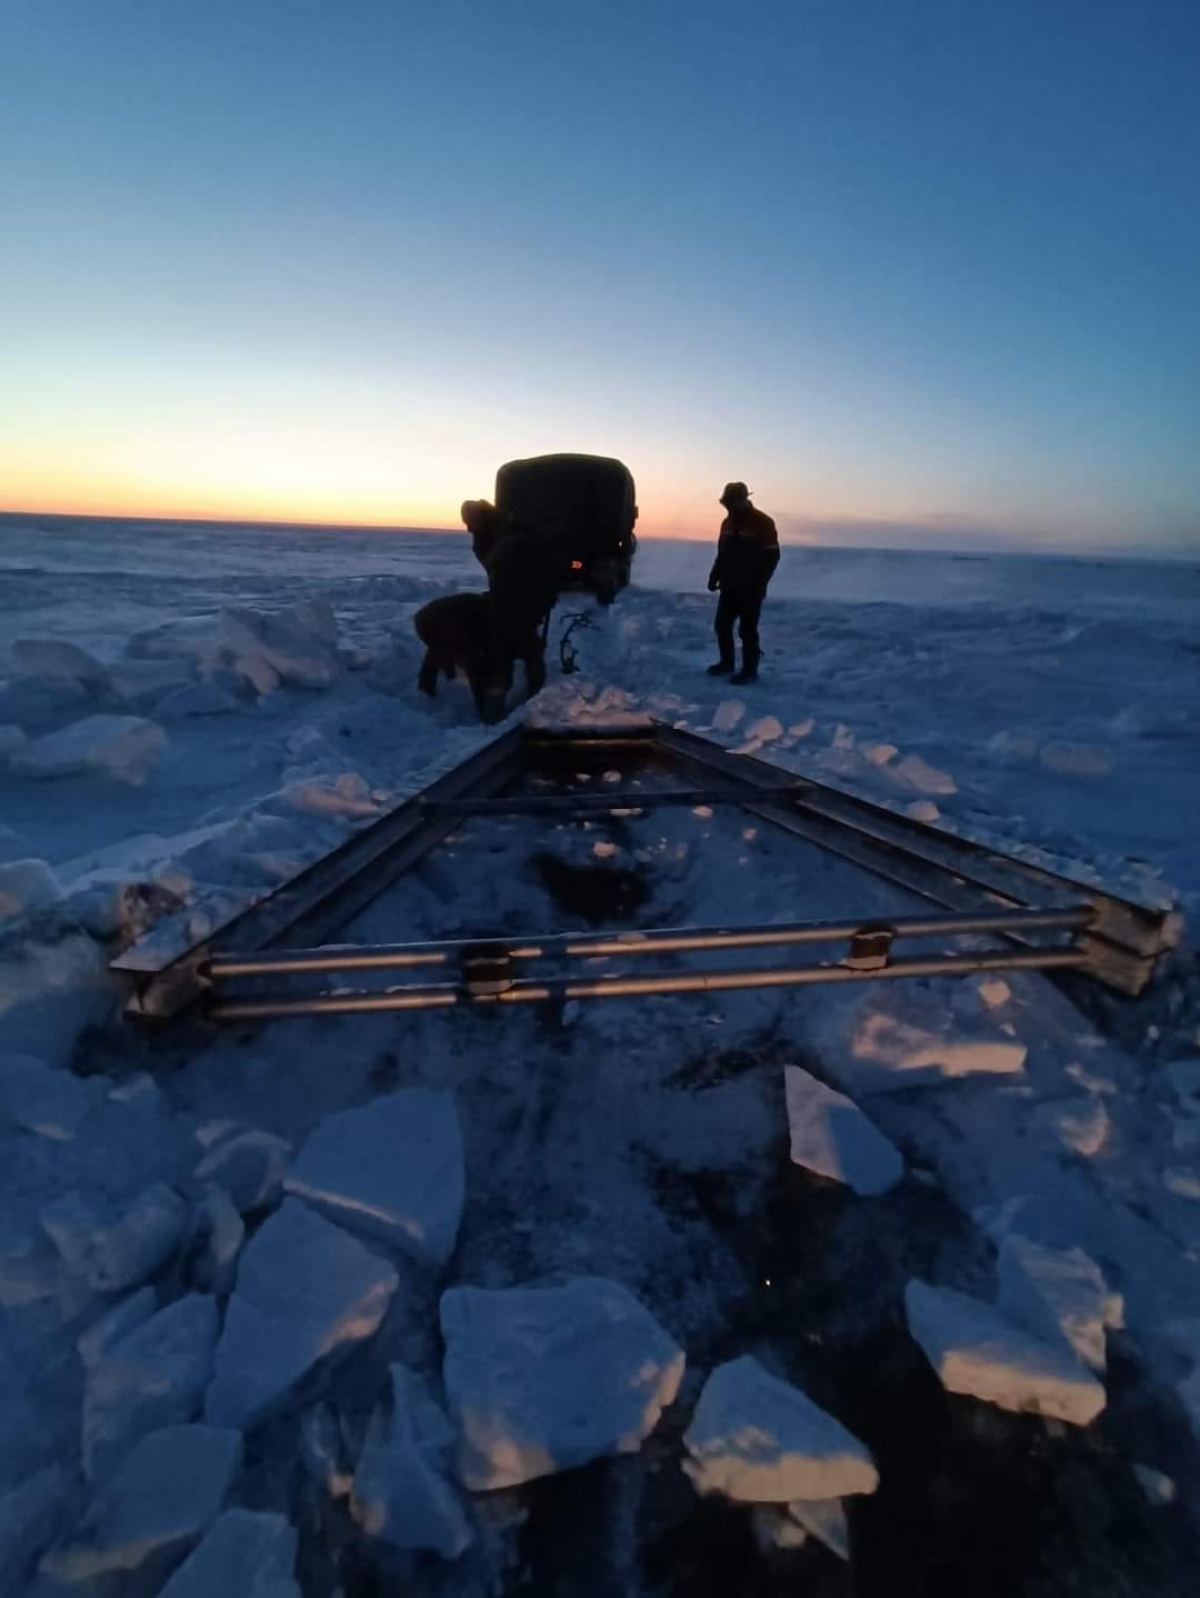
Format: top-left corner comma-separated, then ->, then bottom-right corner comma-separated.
892,753 -> 956,795
1132,1464 -> 1176,1506
905,800 -> 940,822
843,991 -> 1027,1092
300,1403 -> 353,1500
745,715 -> 783,744
11,713 -> 167,786
0,1048 -> 89,1139
158,1508 -> 299,1598
234,655 -> 281,697
157,681 -> 241,718
0,1463 -> 71,1592
205,1199 -> 397,1430
861,742 -> 897,766
78,1287 -> 158,1370
292,598 -> 338,647
441,1277 -> 684,1490
0,926 -> 112,1066
712,700 -> 746,734
904,1280 -> 1106,1424
277,773 -> 380,819
11,637 -> 111,690
84,1295 -> 220,1480
42,1183 -> 188,1294
1031,1095 -> 1110,1157
107,657 -> 196,711
286,1088 -> 463,1266
351,1365 -> 473,1558
787,1497 -> 850,1559
195,1129 -> 291,1215
788,717 -> 815,738
1040,742 -> 1113,779
219,607 -> 339,689
784,1065 -> 903,1196
751,1506 -> 809,1550
0,858 -> 62,921
187,1187 -> 245,1296
683,1356 -> 877,1502
997,1235 -> 1118,1372
40,1424 -> 241,1590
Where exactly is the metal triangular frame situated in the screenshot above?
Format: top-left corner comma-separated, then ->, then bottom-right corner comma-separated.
112,721 -> 1176,1024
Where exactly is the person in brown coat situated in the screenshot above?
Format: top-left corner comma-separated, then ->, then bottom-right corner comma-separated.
414,592 -> 495,720
707,481 -> 780,684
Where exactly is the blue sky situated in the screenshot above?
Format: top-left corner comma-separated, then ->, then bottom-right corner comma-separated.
1,0 -> 1197,551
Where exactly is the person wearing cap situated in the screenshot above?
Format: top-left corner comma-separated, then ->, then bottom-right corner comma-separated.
707,481 -> 780,683
461,498 -> 505,567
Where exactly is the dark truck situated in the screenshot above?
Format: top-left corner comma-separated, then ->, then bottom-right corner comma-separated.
494,453 -> 638,605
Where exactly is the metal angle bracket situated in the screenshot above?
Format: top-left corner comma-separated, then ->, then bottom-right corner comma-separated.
113,720 -> 1178,1025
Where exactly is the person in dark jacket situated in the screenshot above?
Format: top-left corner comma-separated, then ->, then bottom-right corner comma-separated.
483,522 -> 560,707
707,481 -> 780,684
461,499 -> 504,568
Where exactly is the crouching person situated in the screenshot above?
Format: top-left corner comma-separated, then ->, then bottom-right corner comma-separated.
413,593 -> 497,722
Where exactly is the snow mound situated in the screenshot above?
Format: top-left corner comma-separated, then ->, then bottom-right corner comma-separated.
286,1088 -> 464,1266
784,1065 -> 903,1196
219,605 -> 339,689
0,1463 -> 71,1593
351,1364 -> 473,1558
441,1277 -> 685,1490
996,1235 -> 1120,1373
11,637 -> 111,690
904,1280 -> 1106,1424
78,1287 -> 158,1371
11,714 -> 167,786
205,1199 -> 397,1430
42,1182 -> 189,1294
683,1355 -> 878,1502
195,1129 -> 291,1216
83,1294 -> 220,1481
838,991 -> 1027,1093
0,858 -> 62,921
0,1048 -> 90,1139
158,1508 -> 299,1598
40,1424 -> 241,1590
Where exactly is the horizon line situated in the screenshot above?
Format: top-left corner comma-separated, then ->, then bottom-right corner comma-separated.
1,505 -> 1197,566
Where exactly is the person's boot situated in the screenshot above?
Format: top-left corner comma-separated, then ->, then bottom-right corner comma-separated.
706,658 -> 735,676
730,647 -> 759,685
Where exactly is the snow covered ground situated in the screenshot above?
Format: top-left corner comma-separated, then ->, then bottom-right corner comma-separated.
2,513 -> 1200,1594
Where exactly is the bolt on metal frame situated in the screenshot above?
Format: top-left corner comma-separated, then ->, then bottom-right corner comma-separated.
111,722 -> 1176,1025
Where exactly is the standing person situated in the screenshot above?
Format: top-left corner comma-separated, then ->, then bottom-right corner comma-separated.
461,499 -> 504,568
707,481 -> 780,684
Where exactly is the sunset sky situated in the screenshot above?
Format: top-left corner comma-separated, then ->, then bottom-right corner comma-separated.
2,0 -> 1197,552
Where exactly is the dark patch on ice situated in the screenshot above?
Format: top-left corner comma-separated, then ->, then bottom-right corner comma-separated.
531,851 -> 651,924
